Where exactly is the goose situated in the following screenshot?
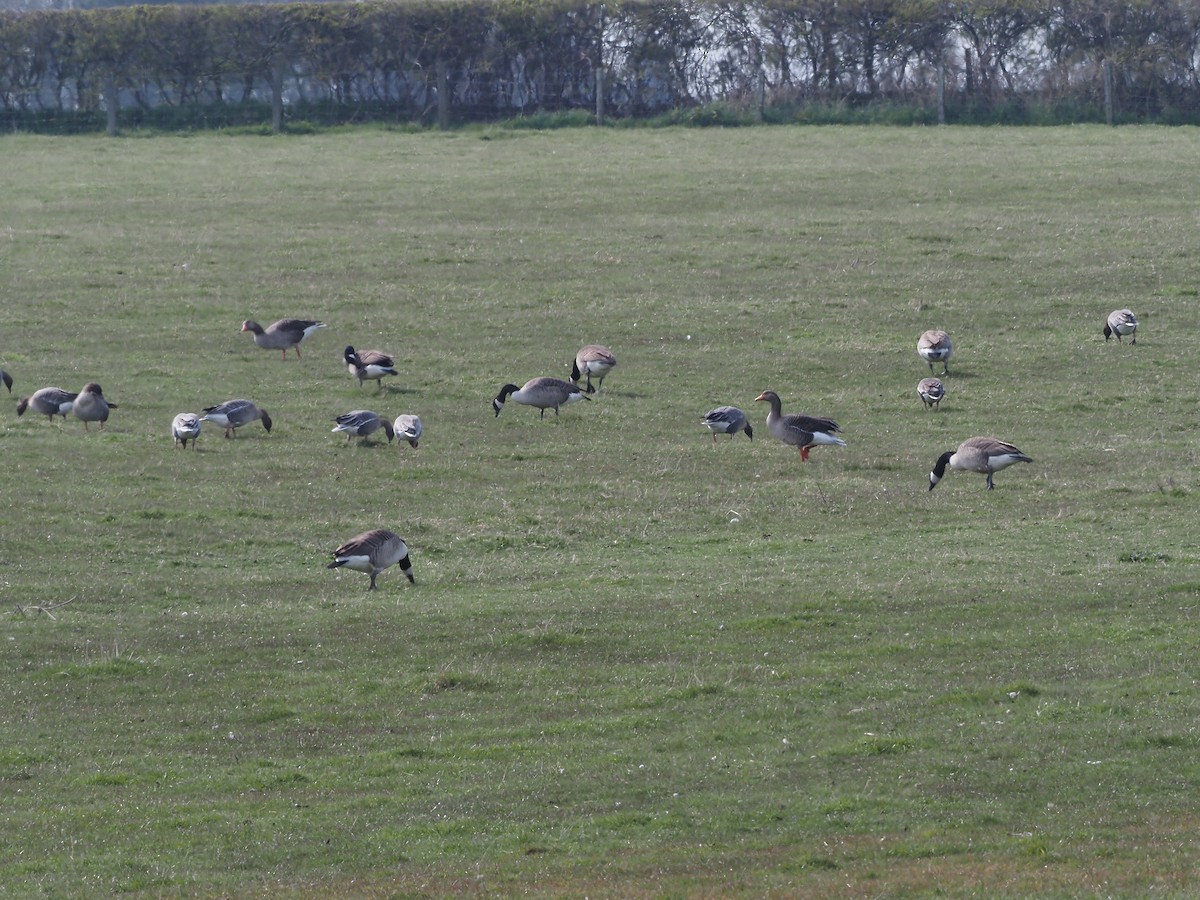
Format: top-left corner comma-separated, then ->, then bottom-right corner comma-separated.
393,414 -> 422,449
571,344 -> 617,393
754,391 -> 845,461
0,369 -> 11,393
332,409 -> 394,443
917,377 -> 945,411
917,329 -> 953,375
200,399 -> 272,438
72,382 -> 117,431
345,346 -> 398,389
16,386 -> 77,421
493,377 -> 590,418
1103,309 -> 1138,344
327,528 -> 414,590
171,412 -> 202,449
241,318 -> 326,359
929,436 -> 1032,491
701,406 -> 753,443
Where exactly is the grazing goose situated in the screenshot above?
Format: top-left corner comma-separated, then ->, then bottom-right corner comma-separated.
754,391 -> 845,461
1103,309 -> 1138,344
17,386 -> 77,421
917,329 -> 953,375
929,436 -> 1032,491
701,406 -> 753,443
72,382 -> 117,431
200,399 -> 272,438
327,528 -> 414,590
917,377 -> 945,411
171,412 -> 202,449
332,409 -> 394,443
393,414 -> 422,449
241,318 -> 326,359
571,344 -> 617,393
345,346 -> 398,389
493,377 -> 590,419
0,369 -> 11,393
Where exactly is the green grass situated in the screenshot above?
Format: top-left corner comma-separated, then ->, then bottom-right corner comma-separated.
3,125 -> 1200,897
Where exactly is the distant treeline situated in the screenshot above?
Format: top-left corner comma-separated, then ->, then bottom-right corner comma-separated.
2,0 -> 1199,133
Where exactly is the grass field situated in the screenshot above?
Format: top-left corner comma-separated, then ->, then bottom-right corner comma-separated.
4,123 -> 1200,897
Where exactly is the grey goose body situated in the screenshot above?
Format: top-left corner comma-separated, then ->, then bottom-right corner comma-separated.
917,377 -> 945,410
701,406 -> 753,443
241,318 -> 326,359
493,377 -> 590,418
17,386 -> 77,421
929,436 -> 1032,491
332,409 -> 394,443
72,382 -> 117,431
172,412 -> 202,449
754,391 -> 845,461
327,528 -> 414,590
200,399 -> 272,438
393,414 -> 422,448
1103,309 -> 1138,344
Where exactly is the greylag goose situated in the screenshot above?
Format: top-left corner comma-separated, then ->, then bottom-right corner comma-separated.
1103,309 -> 1138,344
345,346 -> 398,389
241,318 -> 326,359
701,406 -> 753,443
917,377 -> 945,411
929,436 -> 1032,491
571,344 -> 617,393
917,329 -> 953,375
332,409 -> 394,443
0,369 -> 11,393
72,382 -> 117,431
327,528 -> 414,590
754,391 -> 845,461
171,413 -> 202,449
393,414 -> 422,448
17,386 -> 77,421
200,399 -> 272,438
493,377 -> 590,418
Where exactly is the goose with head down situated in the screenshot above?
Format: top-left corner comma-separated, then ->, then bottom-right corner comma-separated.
327,528 -> 414,590
1103,309 -> 1138,344
241,318 -> 326,359
917,329 -> 953,375
344,346 -> 398,389
917,377 -> 945,411
571,344 -> 617,393
393,414 -> 422,449
493,377 -> 590,419
928,436 -> 1032,491
332,409 -> 394,444
172,413 -> 202,449
754,391 -> 845,461
17,386 -> 77,422
201,399 -> 272,438
701,406 -> 753,443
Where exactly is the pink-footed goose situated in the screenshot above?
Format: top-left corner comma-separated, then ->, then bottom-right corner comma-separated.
332,410 -> 394,444
200,399 -> 272,438
72,382 -> 117,431
241,318 -> 326,359
172,413 -> 202,449
17,386 -> 77,421
1103,309 -> 1138,344
701,406 -> 753,443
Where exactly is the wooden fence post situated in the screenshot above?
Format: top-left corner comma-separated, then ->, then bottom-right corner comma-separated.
436,58 -> 450,130
937,60 -> 945,125
756,68 -> 766,122
1103,59 -> 1114,126
104,72 -> 118,136
595,67 -> 604,125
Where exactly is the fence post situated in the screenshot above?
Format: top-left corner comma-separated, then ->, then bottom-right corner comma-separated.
756,68 -> 766,122
104,72 -> 118,136
436,58 -> 450,130
271,64 -> 284,134
595,67 -> 604,126
937,60 -> 945,125
1103,59 -> 1114,126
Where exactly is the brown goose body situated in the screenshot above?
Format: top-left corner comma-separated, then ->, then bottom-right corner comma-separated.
345,346 -> 398,388
493,377 -> 590,419
917,377 -> 945,410
17,386 -> 77,421
242,318 -> 326,359
327,528 -> 414,590
72,382 -> 117,431
929,436 -> 1032,491
917,330 -> 953,375
571,344 -> 617,393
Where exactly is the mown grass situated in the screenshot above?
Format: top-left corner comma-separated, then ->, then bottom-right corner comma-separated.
3,125 -> 1200,897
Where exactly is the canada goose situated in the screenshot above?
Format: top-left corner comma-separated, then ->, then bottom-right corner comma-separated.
571,344 -> 617,393
701,406 -> 753,443
200,399 -> 272,438
16,386 -> 77,421
1103,309 -> 1138,344
172,412 -> 202,449
327,528 -> 414,590
0,369 -> 11,393
917,377 -> 945,411
929,436 -> 1032,491
493,377 -> 590,418
72,382 -> 117,431
345,346 -> 398,389
917,330 -> 953,375
241,318 -> 326,359
754,391 -> 845,461
394,414 -> 422,449
332,409 -> 394,443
